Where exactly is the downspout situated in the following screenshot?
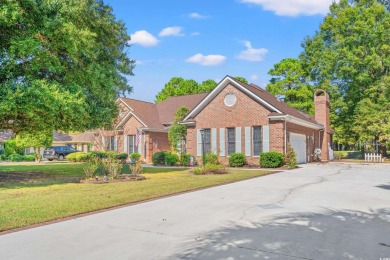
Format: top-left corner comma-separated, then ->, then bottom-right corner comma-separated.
318,129 -> 324,149
284,118 -> 287,154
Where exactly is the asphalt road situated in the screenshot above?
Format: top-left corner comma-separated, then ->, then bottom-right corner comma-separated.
0,163 -> 389,260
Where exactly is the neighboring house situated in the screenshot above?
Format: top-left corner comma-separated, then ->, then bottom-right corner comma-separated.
95,93 -> 207,162
0,130 -> 13,152
96,76 -> 332,164
182,76 -> 333,164
0,130 -> 94,155
52,131 -> 94,152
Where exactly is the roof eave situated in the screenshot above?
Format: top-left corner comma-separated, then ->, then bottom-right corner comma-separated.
269,115 -> 324,130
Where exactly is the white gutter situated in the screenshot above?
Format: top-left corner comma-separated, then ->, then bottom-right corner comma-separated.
141,128 -> 169,133
269,114 -> 324,130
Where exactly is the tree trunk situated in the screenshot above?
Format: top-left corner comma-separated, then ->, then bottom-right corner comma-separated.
35,147 -> 41,163
378,143 -> 387,157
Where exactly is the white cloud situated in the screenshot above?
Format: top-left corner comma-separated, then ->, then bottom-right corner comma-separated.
237,41 -> 268,62
159,26 -> 184,37
135,60 -> 145,65
186,53 -> 226,66
251,74 -> 259,81
240,0 -> 335,16
188,12 -> 208,19
129,30 -> 159,47
191,32 -> 201,36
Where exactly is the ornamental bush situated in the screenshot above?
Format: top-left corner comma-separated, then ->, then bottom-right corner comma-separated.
260,152 -> 283,168
152,151 -> 169,165
22,154 -> 36,161
180,153 -> 192,166
228,152 -> 246,167
116,153 -> 129,163
66,152 -> 87,162
9,154 -> 23,162
205,153 -> 219,165
284,145 -> 297,168
165,153 -> 179,166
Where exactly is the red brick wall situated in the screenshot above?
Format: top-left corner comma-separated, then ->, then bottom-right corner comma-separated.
314,90 -> 331,161
286,122 -> 320,163
186,83 -> 274,165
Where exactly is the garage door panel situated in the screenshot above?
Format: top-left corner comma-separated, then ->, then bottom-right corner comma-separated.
290,133 -> 306,164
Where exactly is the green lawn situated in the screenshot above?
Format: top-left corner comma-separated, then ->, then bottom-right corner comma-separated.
0,163 -> 274,231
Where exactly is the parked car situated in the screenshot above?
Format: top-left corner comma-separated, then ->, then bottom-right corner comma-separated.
43,146 -> 77,161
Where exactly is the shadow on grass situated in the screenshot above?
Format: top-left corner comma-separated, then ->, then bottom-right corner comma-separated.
0,164 -> 188,189
173,208 -> 390,260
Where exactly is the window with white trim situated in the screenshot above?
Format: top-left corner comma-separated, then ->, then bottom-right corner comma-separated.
127,135 -> 138,153
227,128 -> 235,155
253,126 -> 262,156
108,136 -> 116,151
203,129 -> 211,154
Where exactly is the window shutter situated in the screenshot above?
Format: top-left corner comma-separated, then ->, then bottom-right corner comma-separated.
114,136 -> 117,151
235,127 -> 242,153
138,133 -> 142,154
263,125 -> 270,152
211,128 -> 217,154
102,137 -> 105,151
197,129 -> 202,156
245,127 -> 251,156
123,135 -> 128,153
219,128 -> 225,156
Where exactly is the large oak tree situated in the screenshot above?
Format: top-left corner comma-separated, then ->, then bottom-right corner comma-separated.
0,0 -> 135,133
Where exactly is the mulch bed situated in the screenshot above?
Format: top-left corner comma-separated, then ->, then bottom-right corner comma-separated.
80,174 -> 146,184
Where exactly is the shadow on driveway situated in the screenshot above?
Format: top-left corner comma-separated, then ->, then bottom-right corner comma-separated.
174,208 -> 390,260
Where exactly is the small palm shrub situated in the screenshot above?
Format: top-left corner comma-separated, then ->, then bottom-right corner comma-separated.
229,152 -> 246,167
260,152 -> 283,168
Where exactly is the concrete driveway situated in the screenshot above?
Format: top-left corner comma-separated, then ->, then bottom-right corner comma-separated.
0,163 -> 389,260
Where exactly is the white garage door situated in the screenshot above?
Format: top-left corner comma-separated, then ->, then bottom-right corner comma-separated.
290,133 -> 307,164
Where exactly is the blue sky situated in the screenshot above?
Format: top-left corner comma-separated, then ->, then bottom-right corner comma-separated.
105,0 -> 335,102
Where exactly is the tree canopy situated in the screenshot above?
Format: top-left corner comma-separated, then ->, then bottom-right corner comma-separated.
0,0 -> 135,133
267,0 -> 389,152
16,129 -> 53,162
266,58 -> 314,114
155,78 -> 217,103
168,106 -> 190,153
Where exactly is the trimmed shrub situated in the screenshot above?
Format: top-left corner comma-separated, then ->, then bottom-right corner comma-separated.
116,153 -> 129,163
22,154 -> 36,161
205,153 -> 219,164
9,154 -> 23,162
0,154 -> 7,161
260,152 -> 283,168
94,151 -> 108,159
165,153 -> 179,166
4,139 -> 24,156
284,145 -> 297,168
180,153 -> 192,166
229,152 -> 246,167
130,152 -> 141,162
334,151 -> 348,160
66,152 -> 87,162
152,151 -> 168,165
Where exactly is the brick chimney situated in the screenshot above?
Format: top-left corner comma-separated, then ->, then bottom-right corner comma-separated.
314,90 -> 331,161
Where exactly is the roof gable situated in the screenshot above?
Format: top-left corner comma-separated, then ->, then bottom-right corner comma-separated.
183,76 -> 320,126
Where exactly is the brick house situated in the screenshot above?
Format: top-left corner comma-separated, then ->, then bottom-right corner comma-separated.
98,76 -> 332,164
95,93 -> 207,162
181,76 -> 333,164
